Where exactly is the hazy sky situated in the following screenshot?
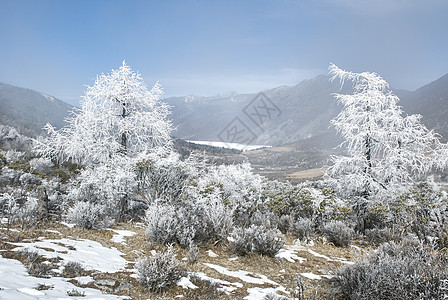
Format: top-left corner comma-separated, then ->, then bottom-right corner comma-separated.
1,0 -> 447,106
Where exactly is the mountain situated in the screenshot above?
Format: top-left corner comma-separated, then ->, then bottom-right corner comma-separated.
398,73 -> 448,139
166,75 -> 350,146
166,72 -> 448,147
0,82 -> 73,137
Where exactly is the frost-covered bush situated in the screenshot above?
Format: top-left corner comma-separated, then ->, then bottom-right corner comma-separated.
0,194 -> 38,230
145,194 -> 233,247
67,157 -> 137,224
16,196 -> 39,229
4,150 -> 26,162
136,246 -> 185,292
193,163 -> 265,221
145,202 -> 180,245
0,193 -> 18,229
228,226 -> 256,256
265,182 -> 350,228
29,157 -> 53,174
67,201 -> 108,229
202,195 -> 234,240
323,221 -> 354,247
292,218 -> 314,242
186,242 -> 199,265
228,224 -> 285,257
0,167 -> 23,186
332,240 -> 448,299
145,201 -> 206,247
19,173 -> 42,186
390,181 -> 448,243
365,227 -> 398,245
266,184 -> 315,219
252,226 -> 286,256
136,153 -> 190,204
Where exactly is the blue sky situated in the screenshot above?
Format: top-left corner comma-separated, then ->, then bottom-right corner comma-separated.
1,0 -> 447,106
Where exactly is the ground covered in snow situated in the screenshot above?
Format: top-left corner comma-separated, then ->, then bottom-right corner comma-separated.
0,222 -> 361,299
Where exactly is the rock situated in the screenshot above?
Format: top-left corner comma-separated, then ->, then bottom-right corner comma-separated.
95,279 -> 117,288
116,281 -> 133,293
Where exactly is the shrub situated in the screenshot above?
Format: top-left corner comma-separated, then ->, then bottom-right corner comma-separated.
228,224 -> 285,257
0,193 -> 18,230
323,221 -> 354,247
252,226 -> 285,257
16,196 -> 39,230
227,227 -> 253,256
67,289 -> 85,297
18,248 -> 51,278
292,218 -> 314,242
135,156 -> 189,203
145,197 -> 233,248
67,201 -> 108,229
332,240 -> 448,299
263,294 -> 288,300
186,242 -> 199,265
145,202 -> 179,245
29,157 -> 53,174
266,186 -> 314,219
365,227 -> 399,245
19,173 -> 42,185
136,246 -> 185,292
63,261 -> 84,278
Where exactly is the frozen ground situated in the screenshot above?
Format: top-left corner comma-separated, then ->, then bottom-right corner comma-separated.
0,225 -> 355,299
12,237 -> 129,273
0,256 -> 126,299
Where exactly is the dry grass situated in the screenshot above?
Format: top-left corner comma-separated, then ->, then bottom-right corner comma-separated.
287,168 -> 326,181
0,221 -> 365,299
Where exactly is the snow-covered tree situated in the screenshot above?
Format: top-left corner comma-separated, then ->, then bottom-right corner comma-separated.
326,64 -> 444,200
34,61 -> 173,223
36,61 -> 172,165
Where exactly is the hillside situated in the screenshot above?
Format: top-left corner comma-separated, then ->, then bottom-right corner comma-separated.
0,82 -> 73,137
398,73 -> 448,139
167,72 -> 448,147
166,75 -> 348,146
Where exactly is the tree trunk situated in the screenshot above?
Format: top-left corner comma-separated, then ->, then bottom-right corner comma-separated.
121,101 -> 127,153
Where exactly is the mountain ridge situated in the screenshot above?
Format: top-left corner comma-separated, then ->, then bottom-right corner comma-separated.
0,82 -> 73,137
1,70 -> 447,146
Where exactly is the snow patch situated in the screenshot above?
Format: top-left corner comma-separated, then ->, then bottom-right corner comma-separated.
12,238 -> 128,273
110,229 -> 136,244
17,288 -> 45,296
41,93 -> 55,102
0,256 -> 126,299
193,272 -> 243,294
187,140 -> 270,151
275,248 -> 306,263
301,272 -> 322,280
207,250 -> 219,257
59,221 -> 76,228
204,263 -> 278,285
177,277 -> 198,289
245,286 -> 288,300
76,276 -> 94,285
